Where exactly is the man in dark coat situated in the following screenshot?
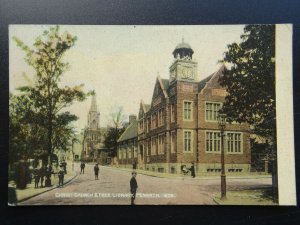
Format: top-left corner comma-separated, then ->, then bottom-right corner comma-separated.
80,162 -> 85,174
189,163 -> 196,178
33,168 -> 40,188
130,172 -> 138,205
58,166 -> 65,187
94,164 -> 99,180
39,165 -> 46,188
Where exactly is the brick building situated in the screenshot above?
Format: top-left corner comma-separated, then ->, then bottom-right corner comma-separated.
117,115 -> 138,168
117,40 -> 251,174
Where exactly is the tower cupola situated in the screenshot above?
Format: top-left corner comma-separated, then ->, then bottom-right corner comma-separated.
172,38 -> 194,60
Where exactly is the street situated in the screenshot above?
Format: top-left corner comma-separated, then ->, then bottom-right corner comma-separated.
20,163 -> 272,205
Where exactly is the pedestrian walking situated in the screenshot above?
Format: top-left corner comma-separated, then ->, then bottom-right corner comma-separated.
34,168 -> 40,188
58,166 -> 65,187
130,171 -> 138,205
94,163 -> 99,180
80,162 -> 85,174
189,163 -> 196,178
39,165 -> 46,188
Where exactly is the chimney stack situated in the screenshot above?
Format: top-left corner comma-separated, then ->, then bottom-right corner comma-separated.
129,114 -> 137,125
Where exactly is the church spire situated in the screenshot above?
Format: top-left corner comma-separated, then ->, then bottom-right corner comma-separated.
90,93 -> 97,112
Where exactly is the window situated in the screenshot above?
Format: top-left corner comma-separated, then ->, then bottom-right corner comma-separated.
147,117 -> 151,132
118,148 -> 121,159
171,104 -> 175,122
147,140 -> 151,156
205,102 -> 222,121
183,101 -> 192,120
171,131 -> 176,153
151,137 -> 157,155
205,131 -> 221,153
139,120 -> 144,131
158,134 -> 165,155
151,114 -> 157,129
128,147 -> 132,159
134,147 -> 137,158
158,108 -> 164,126
183,130 -> 192,152
227,133 -> 242,153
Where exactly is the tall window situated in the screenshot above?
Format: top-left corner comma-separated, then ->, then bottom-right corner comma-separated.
151,137 -> 157,155
205,102 -> 221,121
151,114 -> 157,129
118,148 -> 121,159
171,104 -> 175,122
158,134 -> 164,155
205,131 -> 221,153
227,133 -> 242,153
147,117 -> 151,132
158,108 -> 164,126
128,147 -> 132,159
171,131 -> 176,153
183,101 -> 192,120
183,131 -> 192,152
139,120 -> 144,131
147,140 -> 151,156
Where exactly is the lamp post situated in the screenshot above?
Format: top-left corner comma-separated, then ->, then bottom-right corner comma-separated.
217,113 -> 227,200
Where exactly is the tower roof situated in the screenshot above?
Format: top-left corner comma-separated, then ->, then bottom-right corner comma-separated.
172,38 -> 194,58
174,42 -> 193,51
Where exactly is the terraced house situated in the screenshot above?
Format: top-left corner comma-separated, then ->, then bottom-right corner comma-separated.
117,40 -> 251,175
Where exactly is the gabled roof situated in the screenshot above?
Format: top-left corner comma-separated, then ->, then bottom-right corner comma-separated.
140,100 -> 151,113
144,104 -> 151,112
198,74 -> 214,92
117,120 -> 138,142
161,78 -> 170,90
156,76 -> 168,98
199,64 -> 226,92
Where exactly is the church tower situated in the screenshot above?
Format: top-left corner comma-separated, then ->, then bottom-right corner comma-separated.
82,93 -> 101,161
88,94 -> 100,130
169,38 -> 199,83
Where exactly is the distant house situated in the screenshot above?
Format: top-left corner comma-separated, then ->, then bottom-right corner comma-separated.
117,40 -> 251,174
117,115 -> 138,168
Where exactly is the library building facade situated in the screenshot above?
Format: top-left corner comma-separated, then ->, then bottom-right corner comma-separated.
117,40 -> 251,175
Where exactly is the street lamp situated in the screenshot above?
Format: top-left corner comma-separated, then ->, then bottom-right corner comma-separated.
217,113 -> 227,200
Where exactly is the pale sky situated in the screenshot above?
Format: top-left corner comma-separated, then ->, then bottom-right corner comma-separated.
9,25 -> 245,131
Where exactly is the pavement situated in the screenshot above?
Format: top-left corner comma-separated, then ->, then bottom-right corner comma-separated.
14,162 -> 78,204
19,164 -> 272,205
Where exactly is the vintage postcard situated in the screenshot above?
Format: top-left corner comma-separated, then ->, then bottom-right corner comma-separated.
8,24 -> 296,205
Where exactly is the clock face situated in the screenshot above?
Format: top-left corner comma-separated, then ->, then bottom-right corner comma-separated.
181,67 -> 193,79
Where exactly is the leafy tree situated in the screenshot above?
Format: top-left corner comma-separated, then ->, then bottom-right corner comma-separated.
13,26 -> 89,162
104,107 -> 126,157
219,25 -> 275,140
219,25 -> 277,201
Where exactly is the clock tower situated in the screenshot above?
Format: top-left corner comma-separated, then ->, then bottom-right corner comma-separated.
169,39 -> 199,83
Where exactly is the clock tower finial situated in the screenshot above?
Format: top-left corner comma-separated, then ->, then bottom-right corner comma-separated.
169,39 -> 199,82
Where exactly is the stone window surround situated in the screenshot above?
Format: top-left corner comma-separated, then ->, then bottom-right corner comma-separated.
205,101 -> 222,122
183,129 -> 193,153
205,130 -> 243,154
183,100 -> 193,121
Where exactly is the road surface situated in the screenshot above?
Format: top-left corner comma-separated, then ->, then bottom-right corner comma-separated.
20,164 -> 271,205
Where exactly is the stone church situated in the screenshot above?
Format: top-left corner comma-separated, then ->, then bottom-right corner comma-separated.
117,40 -> 251,175
82,94 -> 110,164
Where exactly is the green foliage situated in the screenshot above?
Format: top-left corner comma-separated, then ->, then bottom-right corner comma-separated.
12,26 -> 90,161
219,25 -> 275,140
104,127 -> 126,157
104,107 -> 126,157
